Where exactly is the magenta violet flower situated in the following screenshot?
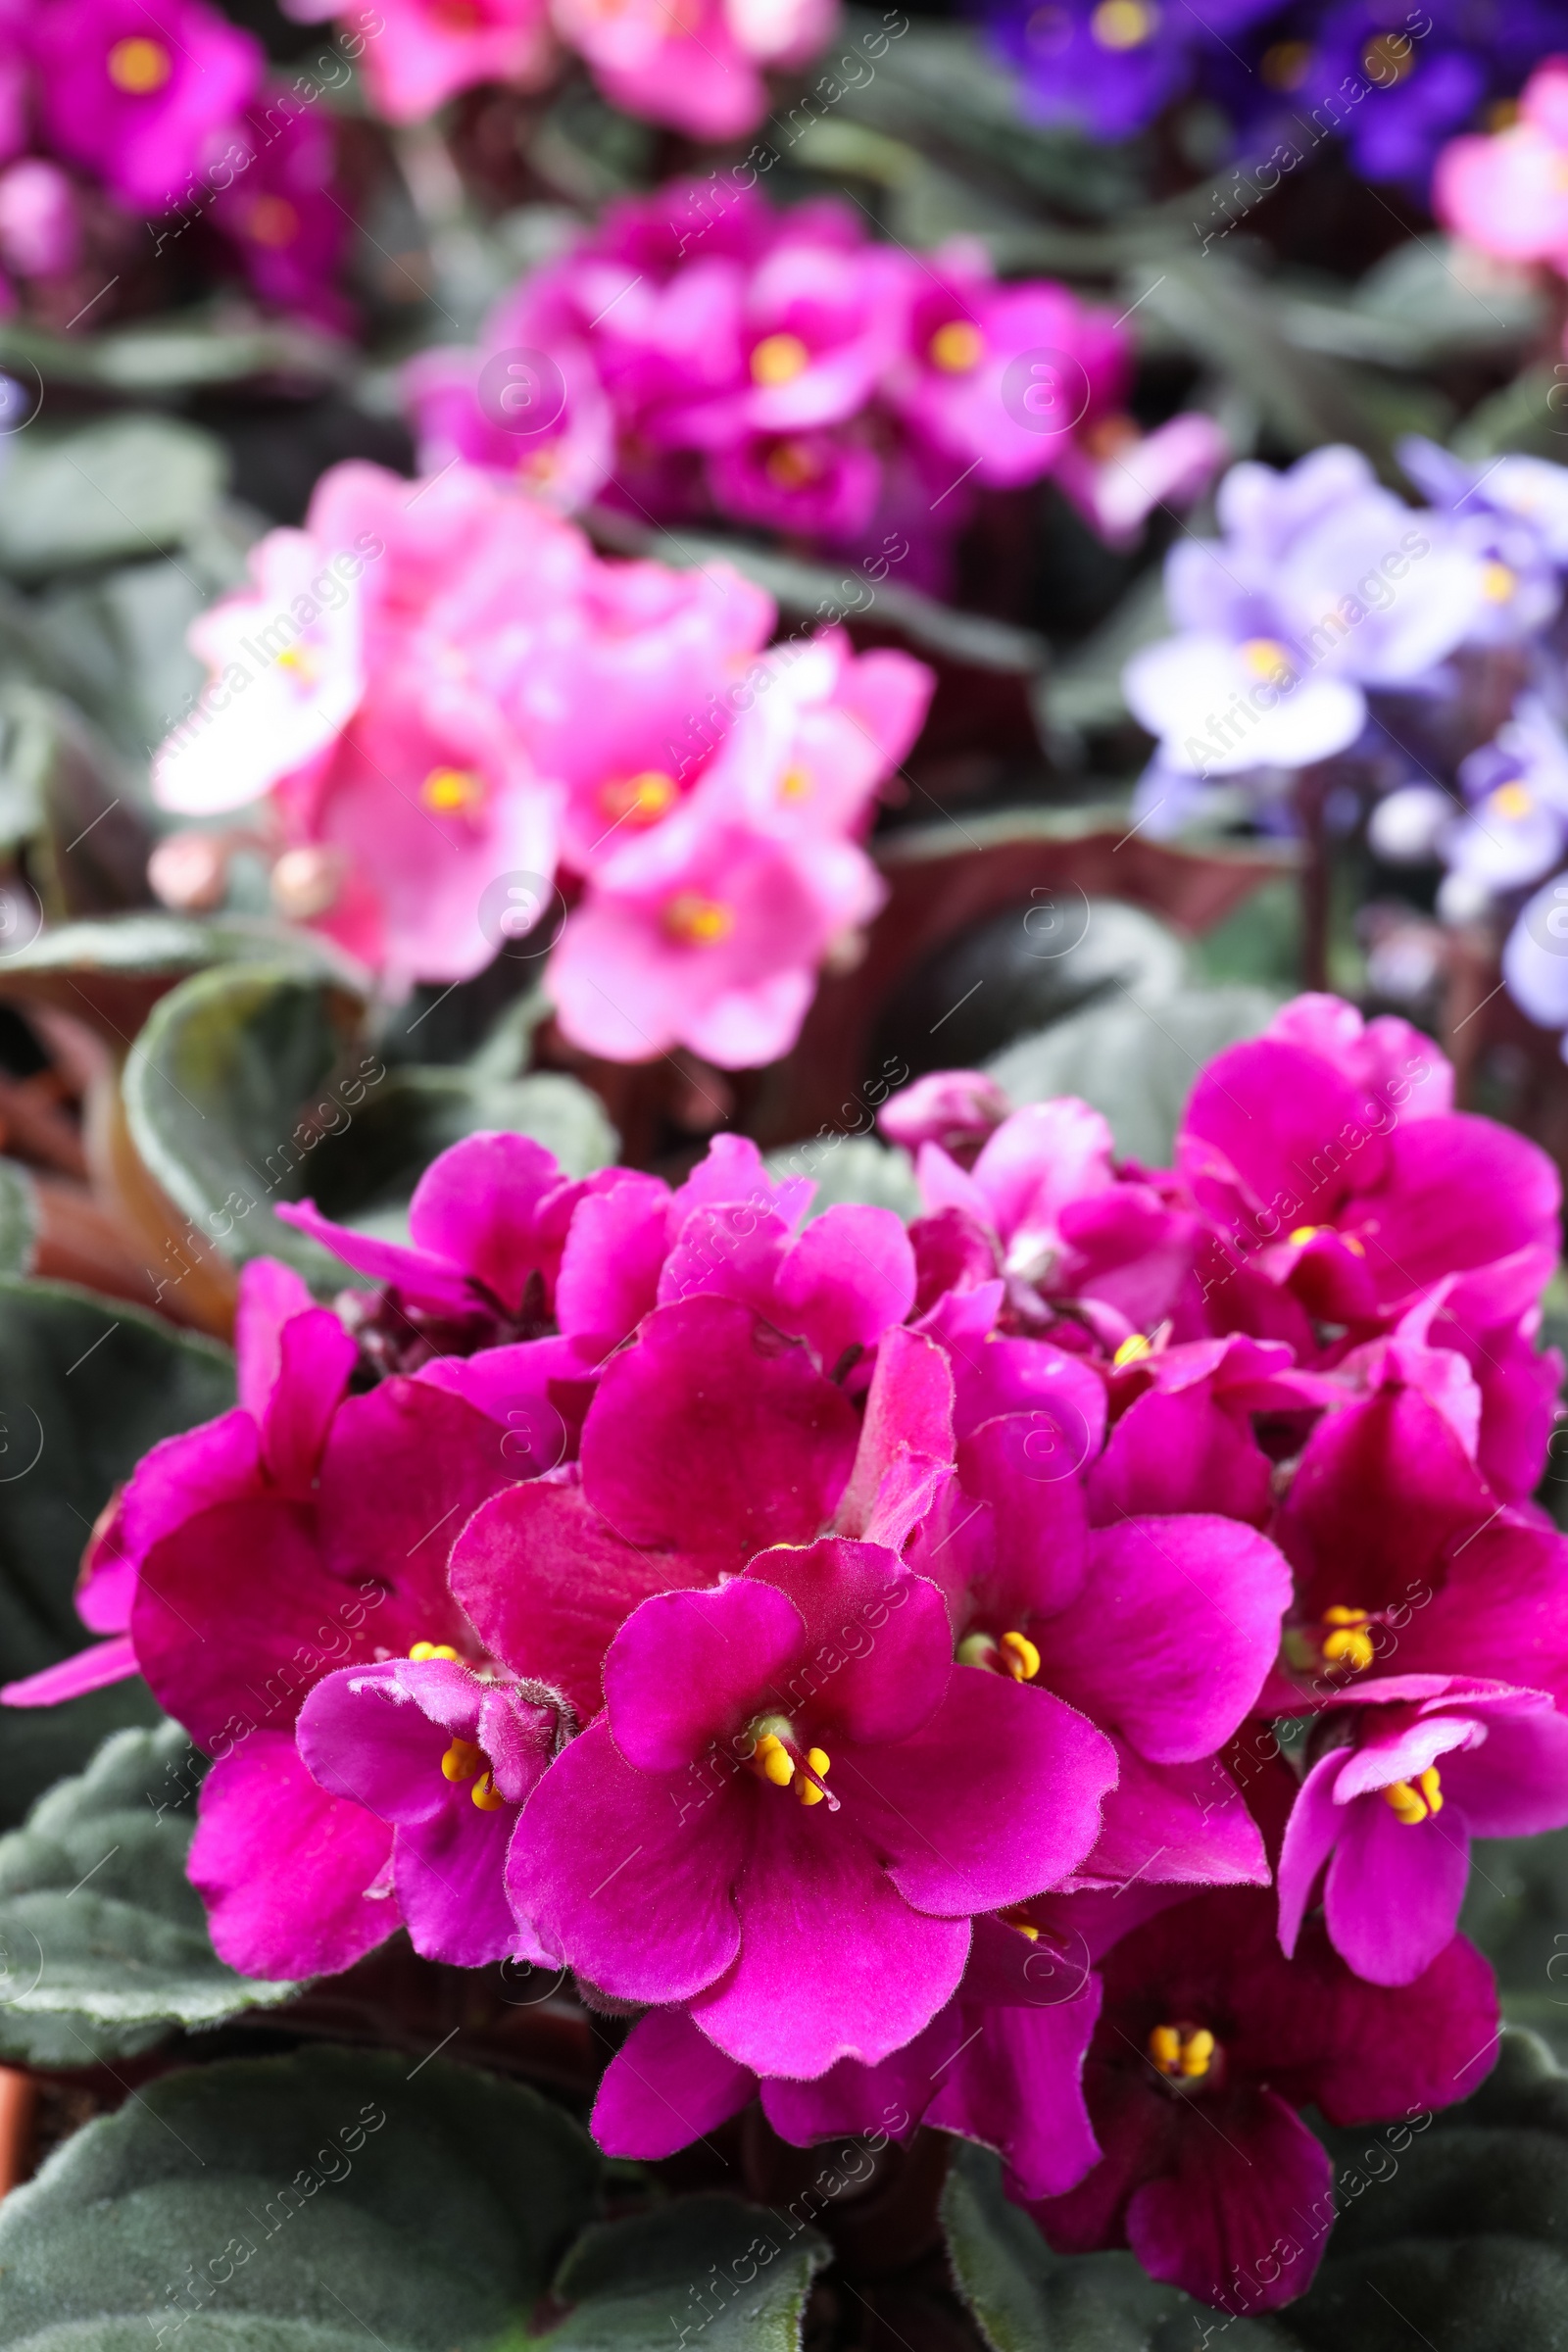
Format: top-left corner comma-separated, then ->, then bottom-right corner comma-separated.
503,1535 -> 1117,2076
1024,1886 -> 1499,2313
297,1653 -> 574,1967
1278,1673 -> 1568,1986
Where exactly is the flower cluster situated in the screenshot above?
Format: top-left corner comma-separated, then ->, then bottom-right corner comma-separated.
11,993 -> 1563,2316
985,0 -> 1566,195
0,0 -> 358,332
403,179 -> 1226,588
148,457 -> 932,1066
282,0 -> 835,141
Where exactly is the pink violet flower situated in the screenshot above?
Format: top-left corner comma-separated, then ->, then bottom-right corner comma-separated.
548,811 -> 884,1068
0,160 -> 80,279
30,0 -> 264,216
297,1654 -> 573,1967
1025,1886 -> 1499,2314
1179,1004 -> 1560,1333
133,1376 -> 517,1979
1266,1383 -> 1568,1712
1278,1673 -> 1568,1987
504,1536 -> 1117,2076
353,0 -> 555,122
882,246 -> 1126,491
592,1905 -> 1107,2200
878,1068 -> 1009,1161
1434,57 -> 1568,270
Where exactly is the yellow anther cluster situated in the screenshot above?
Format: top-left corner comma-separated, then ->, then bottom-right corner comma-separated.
1241,636 -> 1292,681
1112,1333 -> 1152,1367
1321,1606 -> 1376,1673
1090,0 -> 1157,47
753,1732 -> 832,1806
1384,1765 -> 1443,1825
1000,1631 -> 1042,1682
751,333 -> 810,387
929,320 -> 984,373
442,1736 -> 482,1782
441,1736 -> 507,1811
1482,562 -> 1518,605
108,35 -> 172,91
410,1642 -> 461,1662
420,766 -> 485,816
662,893 -> 735,947
1149,2023 -> 1216,2080
1491,782 -> 1536,821
602,770 -> 677,825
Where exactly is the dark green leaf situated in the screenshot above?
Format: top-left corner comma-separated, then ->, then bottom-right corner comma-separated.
123,962 -> 616,1279
0,1273 -> 232,1825
0,418 -> 227,582
941,2141 -> 1294,2351
0,1720 -> 296,2065
543,2195 -> 829,2352
122,962 -> 372,1282
0,2044 -> 602,2352
765,1135 -> 920,1221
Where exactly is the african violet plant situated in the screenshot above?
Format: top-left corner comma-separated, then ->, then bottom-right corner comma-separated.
0,991 -> 1563,2331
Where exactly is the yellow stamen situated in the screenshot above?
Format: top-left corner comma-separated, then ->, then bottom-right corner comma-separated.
1362,30 -> 1415,82
602,770 -> 677,826
107,34 -> 172,92
420,765 -> 485,816
1000,1631 -> 1041,1682
929,320 -> 984,373
1482,561 -> 1517,604
1419,1764 -> 1443,1813
1288,1225 -> 1321,1247
1149,2023 -> 1215,2079
1260,37 -> 1311,87
1319,1604 -> 1376,1674
764,439 -> 821,491
441,1737 -> 481,1783
247,195 -> 300,249
807,1746 -> 831,1777
1384,1777 -> 1427,1824
662,893 -> 734,947
797,1748 -> 832,1806
751,332 -> 810,387
1491,781 -> 1535,820
1090,0 -> 1156,46
755,1733 -> 796,1788
471,1770 -> 506,1811
1113,1333 -> 1152,1367
779,764 -> 813,801
1240,636 -> 1293,681
410,1642 -> 461,1662
274,644 -> 320,684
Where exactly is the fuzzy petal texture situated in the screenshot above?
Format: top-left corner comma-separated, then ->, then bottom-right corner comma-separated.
188,1733 -> 395,1982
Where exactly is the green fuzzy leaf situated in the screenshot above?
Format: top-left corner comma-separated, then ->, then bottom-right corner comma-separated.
0,2045 -> 602,2352
123,961 -> 617,1279
941,2141 -> 1296,2351
765,1136 -> 921,1222
0,1160 -> 36,1276
541,2196 -> 829,2352
0,419 -> 227,582
0,1275 -> 232,1827
0,1720 -> 296,2065
985,984 -> 1279,1167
